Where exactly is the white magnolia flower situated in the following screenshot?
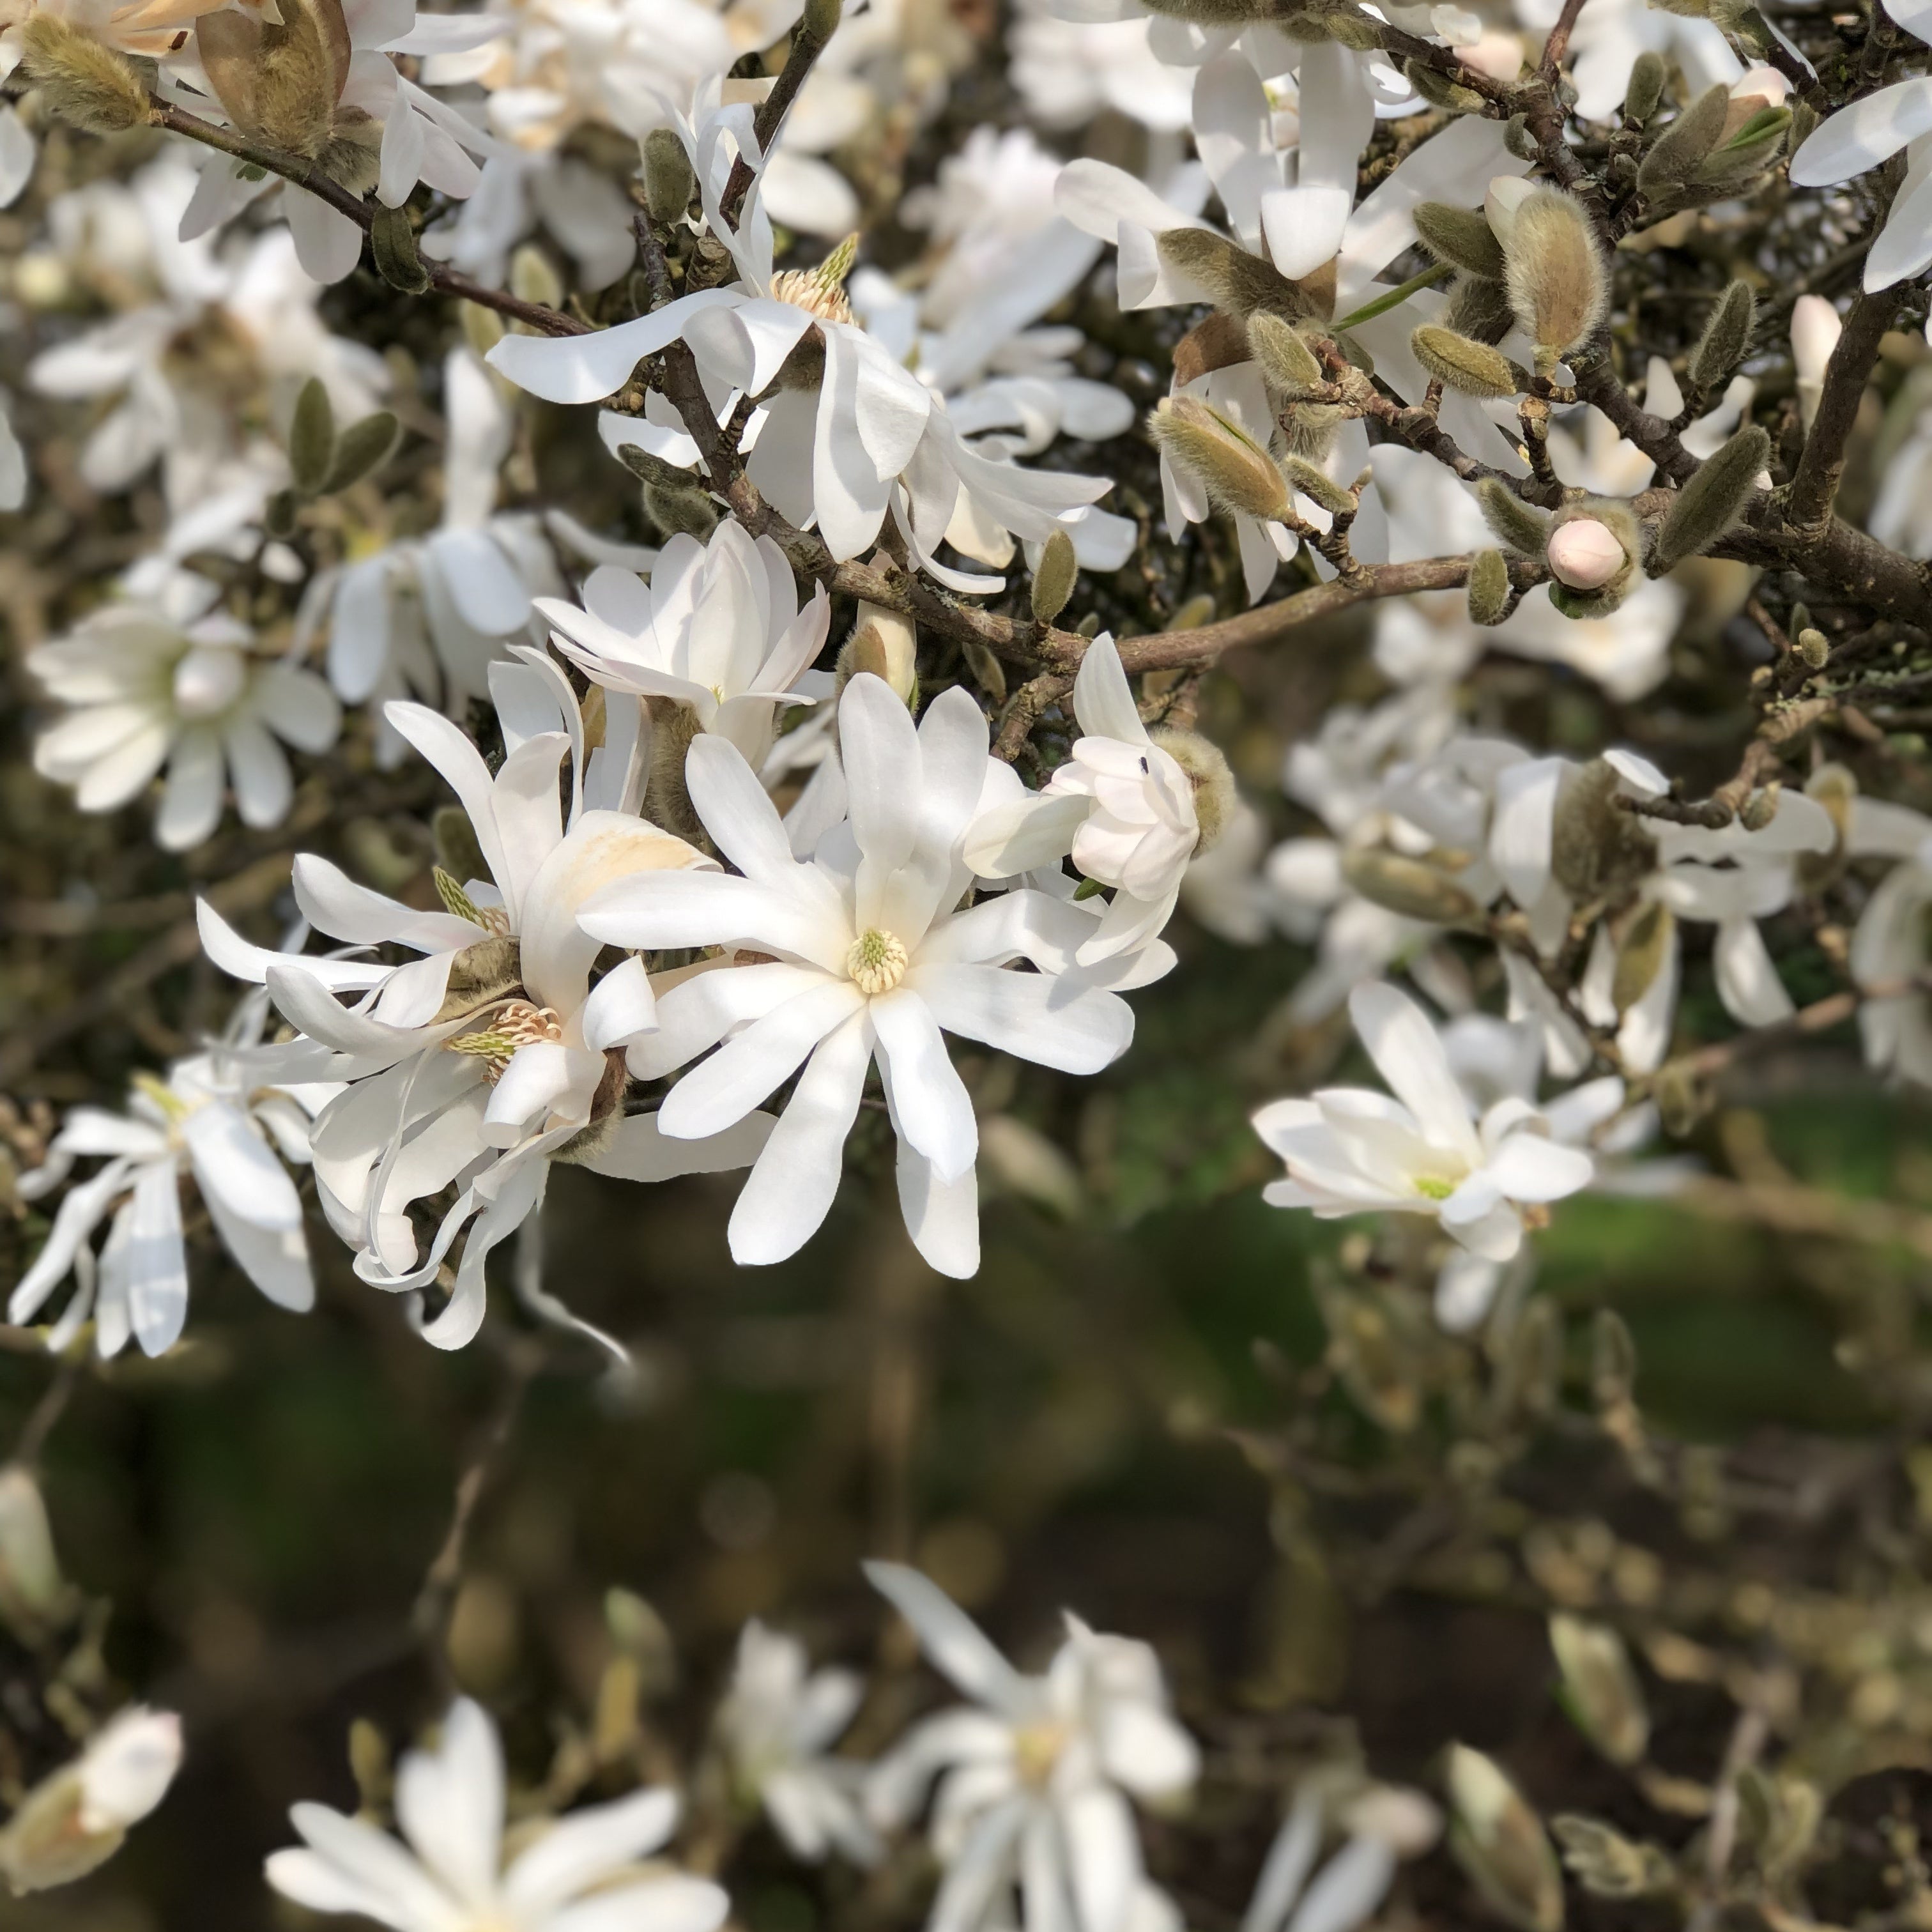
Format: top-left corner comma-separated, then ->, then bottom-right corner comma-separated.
199,658 -> 772,1346
576,673 -> 1146,1278
1487,749 -> 1837,1074
1871,373 -> 1932,560
313,346 -> 563,747
1434,1012 -> 1678,1330
717,1620 -> 878,1864
536,519 -> 831,770
0,1705 -> 183,1894
1847,785 -> 1932,1084
1790,0 -> 1932,290
487,89 -> 1113,578
1241,1780 -> 1440,1932
1791,294 -> 1843,433
1009,0 -> 1193,133
1514,0 -> 1743,121
10,997 -> 319,1356
966,636 -> 1204,964
172,0 -> 496,284
267,1698 -> 728,1932
30,575 -> 341,850
864,1561 -> 1200,1932
1254,981 -> 1595,1262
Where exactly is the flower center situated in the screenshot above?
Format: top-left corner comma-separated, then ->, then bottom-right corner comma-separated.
444,999 -> 563,1083
769,267 -> 855,326
846,928 -> 908,996
1414,1176 -> 1456,1201
1013,1719 -> 1068,1789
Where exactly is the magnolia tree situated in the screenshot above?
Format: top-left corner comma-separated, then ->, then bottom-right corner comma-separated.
3,0 -> 1932,1919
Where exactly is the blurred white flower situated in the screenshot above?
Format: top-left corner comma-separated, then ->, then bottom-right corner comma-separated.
10,994 -> 320,1356
718,1620 -> 879,1864
1254,981 -> 1595,1262
267,1697 -> 728,1932
1241,1780 -> 1440,1932
30,575 -> 340,850
865,1561 -> 1199,1932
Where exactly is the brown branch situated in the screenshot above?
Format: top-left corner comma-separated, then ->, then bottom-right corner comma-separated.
1540,0 -> 1590,78
148,100 -> 588,338
716,3 -> 840,234
1786,282 -> 1897,532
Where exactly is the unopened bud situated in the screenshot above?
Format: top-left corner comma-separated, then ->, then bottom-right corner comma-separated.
1411,324 -> 1521,397
463,301 -> 506,360
962,636 -> 1006,704
1738,783 -> 1781,832
348,1719 -> 391,1807
1689,281 -> 1754,394
1282,453 -> 1356,516
1797,627 -> 1830,670
1413,201 -> 1508,280
1031,529 -> 1078,625
1475,477 -> 1552,556
1446,1744 -> 1564,1932
1650,424 -> 1769,573
1147,396 -> 1291,524
1547,517 -> 1627,591
1442,272 -> 1517,346
1551,1614 -> 1650,1766
1149,726 -> 1237,852
1552,1816 -> 1675,1898
1623,50 -> 1666,124
0,1466 -> 63,1633
1552,760 -> 1657,899
837,604 -> 918,707
20,13 -> 153,133
1636,82 -> 1729,195
604,1586 -> 677,1695
801,0 -> 843,40
642,127 -> 694,225
322,411 -> 399,493
1404,57 -> 1485,112
288,378 -> 335,495
1502,188 -> 1607,369
0,1708 -> 182,1894
1318,5 -> 1385,49
1246,310 -> 1326,395
1503,112 -> 1539,161
1467,547 -> 1512,624
1590,1307 -> 1637,1409
1611,900 -> 1674,1013
1342,847 -> 1480,923
1157,227 -> 1311,323
372,203 -> 430,293
1699,105 -> 1789,183
641,479 -> 719,540
510,244 -> 563,310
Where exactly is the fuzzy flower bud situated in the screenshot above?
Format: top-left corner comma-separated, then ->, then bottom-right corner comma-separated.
0,1708 -> 183,1893
1157,228 -> 1310,322
0,1466 -> 64,1634
1031,530 -> 1078,626
19,13 -> 153,133
1623,50 -> 1666,124
1341,848 -> 1480,923
1466,547 -> 1512,625
1650,424 -> 1770,574
1411,324 -> 1521,397
1689,281 -> 1754,395
1148,726 -> 1236,854
1501,188 -> 1607,372
837,605 -> 918,707
1797,627 -> 1830,670
1545,500 -> 1642,617
643,127 -> 695,224
1636,82 -> 1729,195
1475,477 -> 1552,556
1148,397 -> 1291,524
1446,1745 -> 1564,1932
1413,201 -> 1508,280
1246,311 -> 1326,395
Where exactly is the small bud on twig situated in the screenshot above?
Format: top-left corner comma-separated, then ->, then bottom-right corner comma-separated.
642,127 -> 695,225
1413,201 -> 1508,280
288,378 -> 335,496
1475,478 -> 1552,556
1411,324 -> 1521,397
1623,50 -> 1666,123
1650,424 -> 1770,573
1689,280 -> 1754,394
1466,548 -> 1512,624
1246,311 -> 1326,395
372,204 -> 431,293
1031,530 -> 1078,625
1148,397 -> 1292,524
1636,82 -> 1729,195
1502,188 -> 1607,373
19,15 -> 152,132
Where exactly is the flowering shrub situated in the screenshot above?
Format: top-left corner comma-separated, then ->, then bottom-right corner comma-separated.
4,0 -> 1932,1920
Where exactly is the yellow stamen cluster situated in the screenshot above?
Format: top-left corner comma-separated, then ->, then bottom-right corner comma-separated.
445,1000 -> 563,1082
846,929 -> 908,997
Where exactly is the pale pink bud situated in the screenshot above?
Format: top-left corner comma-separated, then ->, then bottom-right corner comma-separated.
1547,518 -> 1627,591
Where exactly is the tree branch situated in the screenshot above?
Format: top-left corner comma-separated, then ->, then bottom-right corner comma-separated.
148,99 -> 589,338
1786,282 -> 1897,532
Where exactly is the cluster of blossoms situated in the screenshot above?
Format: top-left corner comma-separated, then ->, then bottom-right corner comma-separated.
10,0 -> 1932,1902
